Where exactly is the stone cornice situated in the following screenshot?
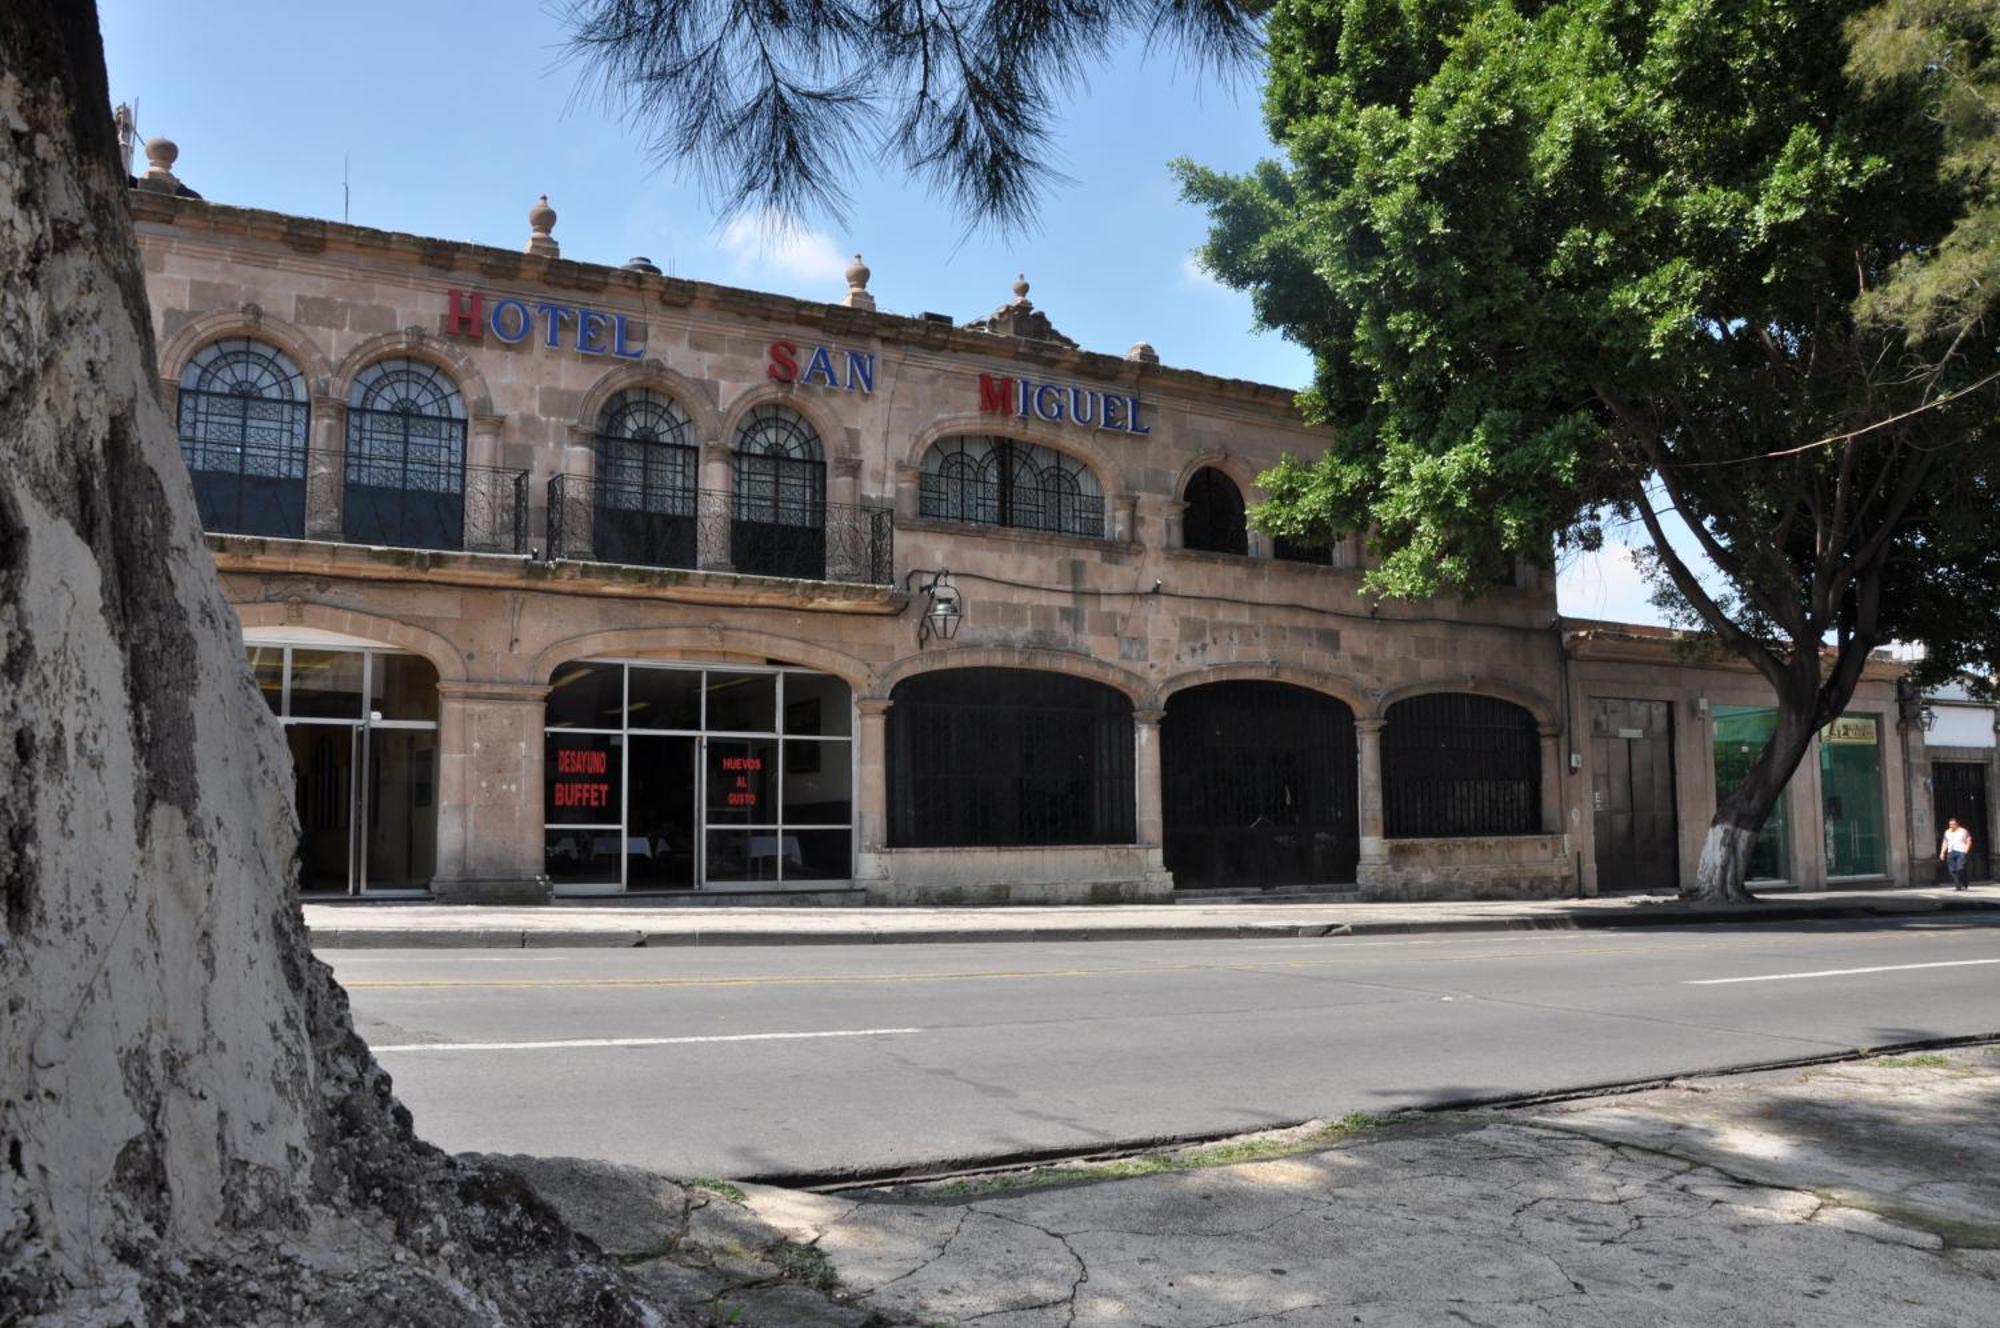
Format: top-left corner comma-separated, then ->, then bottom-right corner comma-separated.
130,190 -> 1312,419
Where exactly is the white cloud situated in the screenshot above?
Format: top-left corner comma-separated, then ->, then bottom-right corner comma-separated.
1558,542 -> 1665,627
1180,251 -> 1227,293
715,211 -> 851,289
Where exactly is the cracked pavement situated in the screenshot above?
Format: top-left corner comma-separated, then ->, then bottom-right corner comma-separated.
729,1045 -> 2000,1326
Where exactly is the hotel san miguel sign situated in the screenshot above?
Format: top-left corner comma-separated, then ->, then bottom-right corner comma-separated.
442,289 -> 876,393
977,372 -> 1150,435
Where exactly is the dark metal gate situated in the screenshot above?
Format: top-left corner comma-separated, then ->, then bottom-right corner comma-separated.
1933,761 -> 1992,882
1590,698 -> 1678,894
1162,682 -> 1358,889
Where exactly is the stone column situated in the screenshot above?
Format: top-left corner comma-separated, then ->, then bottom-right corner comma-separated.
1538,722 -> 1564,836
1131,494 -> 1181,551
1356,718 -> 1387,890
549,424 -> 595,561
856,699 -> 893,854
894,462 -> 921,519
1133,708 -> 1165,849
304,395 -> 344,541
431,681 -> 552,903
829,455 -> 863,581
698,439 -> 733,571
468,414 -> 516,554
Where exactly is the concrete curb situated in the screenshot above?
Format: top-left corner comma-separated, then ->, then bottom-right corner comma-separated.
306,896 -> 2000,950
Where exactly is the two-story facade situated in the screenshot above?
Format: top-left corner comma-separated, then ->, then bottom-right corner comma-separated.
130,137 -> 1940,904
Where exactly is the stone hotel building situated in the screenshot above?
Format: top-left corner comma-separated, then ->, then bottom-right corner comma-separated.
126,135 -> 1969,905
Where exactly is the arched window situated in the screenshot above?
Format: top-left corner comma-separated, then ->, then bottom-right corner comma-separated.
1182,467 -> 1247,555
1382,693 -> 1541,837
888,668 -> 1134,847
343,358 -> 467,551
176,338 -> 310,538
919,436 -> 1105,538
593,389 -> 698,568
731,404 -> 826,578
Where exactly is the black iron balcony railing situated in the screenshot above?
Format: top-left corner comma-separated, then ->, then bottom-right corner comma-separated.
547,475 -> 895,585
177,440 -> 529,555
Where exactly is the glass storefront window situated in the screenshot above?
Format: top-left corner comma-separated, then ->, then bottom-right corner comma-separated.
629,667 -> 702,731
782,673 -> 853,736
372,653 -> 440,722
247,645 -> 285,714
288,649 -> 365,719
546,662 -> 627,729
706,671 -> 776,732
545,731 -> 622,826
1712,706 -> 1791,881
543,661 -> 855,888
1821,714 -> 1886,877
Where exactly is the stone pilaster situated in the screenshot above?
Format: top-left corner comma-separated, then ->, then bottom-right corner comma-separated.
431,681 -> 551,903
698,439 -> 733,571
1132,494 -> 1182,551
1356,718 -> 1387,884
856,698 -> 892,856
894,462 -> 921,519
1538,722 -> 1564,836
1133,708 -> 1165,849
305,395 -> 345,541
829,455 -> 864,581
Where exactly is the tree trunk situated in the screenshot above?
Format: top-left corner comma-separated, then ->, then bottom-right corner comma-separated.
0,7 -> 684,1324
1683,691 -> 1821,903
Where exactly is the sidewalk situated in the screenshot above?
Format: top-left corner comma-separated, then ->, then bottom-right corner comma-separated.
493,1042 -> 2000,1326
304,884 -> 2000,949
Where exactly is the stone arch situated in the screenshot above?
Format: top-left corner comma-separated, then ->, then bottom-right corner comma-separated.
331,329 -> 495,416
158,308 -> 337,399
231,601 -> 469,682
719,383 -> 848,459
530,625 -> 874,693
868,645 -> 1148,705
1372,676 -> 1559,728
1152,663 -> 1369,717
575,359 -> 724,444
1172,452 -> 1262,503
906,413 -> 1129,504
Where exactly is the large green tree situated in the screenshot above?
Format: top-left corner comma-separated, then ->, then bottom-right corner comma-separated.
1178,0 -> 2000,900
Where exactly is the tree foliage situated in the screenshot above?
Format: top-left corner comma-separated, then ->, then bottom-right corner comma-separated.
562,0 -> 1267,228
1178,0 -> 2000,894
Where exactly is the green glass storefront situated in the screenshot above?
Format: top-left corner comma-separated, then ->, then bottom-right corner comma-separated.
1711,706 -> 1792,881
1820,714 -> 1886,878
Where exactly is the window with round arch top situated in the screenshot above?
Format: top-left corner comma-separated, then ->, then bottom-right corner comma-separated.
731,404 -> 826,578
343,357 -> 467,550
597,388 -> 696,511
920,435 -> 1105,538
1382,693 -> 1541,838
175,337 -> 310,538
1182,466 -> 1247,555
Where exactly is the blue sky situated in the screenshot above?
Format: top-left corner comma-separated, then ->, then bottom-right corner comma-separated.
99,0 -> 1668,624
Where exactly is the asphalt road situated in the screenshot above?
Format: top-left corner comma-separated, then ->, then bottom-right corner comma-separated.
329,915 -> 2000,1180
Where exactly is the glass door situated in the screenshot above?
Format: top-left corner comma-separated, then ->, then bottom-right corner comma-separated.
289,721 -> 362,893
627,735 -> 697,889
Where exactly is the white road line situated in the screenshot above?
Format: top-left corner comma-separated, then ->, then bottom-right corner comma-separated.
370,1027 -> 922,1053
1686,958 -> 2000,986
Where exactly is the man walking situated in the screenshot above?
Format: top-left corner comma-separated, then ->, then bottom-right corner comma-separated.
1940,818 -> 1975,891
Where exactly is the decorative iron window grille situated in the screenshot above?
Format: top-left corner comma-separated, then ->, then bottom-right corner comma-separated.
1382,693 -> 1541,838
1273,536 -> 1333,566
595,389 -> 698,567
344,358 -> 469,551
732,404 -> 826,579
888,668 -> 1135,847
175,338 -> 310,538
919,435 -> 1106,538
1182,466 -> 1247,555
1162,682 -> 1358,887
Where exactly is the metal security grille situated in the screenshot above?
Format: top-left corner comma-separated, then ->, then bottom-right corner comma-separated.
732,404 -> 826,579
1162,682 -> 1357,887
1181,467 -> 1247,555
595,389 -> 698,568
919,435 -> 1105,538
889,668 -> 1134,847
175,338 -> 309,538
1383,693 -> 1541,837
344,358 -> 467,551
1933,762 -> 1992,882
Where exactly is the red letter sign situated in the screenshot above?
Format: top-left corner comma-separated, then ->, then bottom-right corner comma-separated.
443,288 -> 484,339
767,340 -> 799,382
978,373 -> 1015,414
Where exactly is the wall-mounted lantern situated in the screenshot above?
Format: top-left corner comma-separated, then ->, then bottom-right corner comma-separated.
908,569 -> 964,648
1895,675 -> 1937,732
